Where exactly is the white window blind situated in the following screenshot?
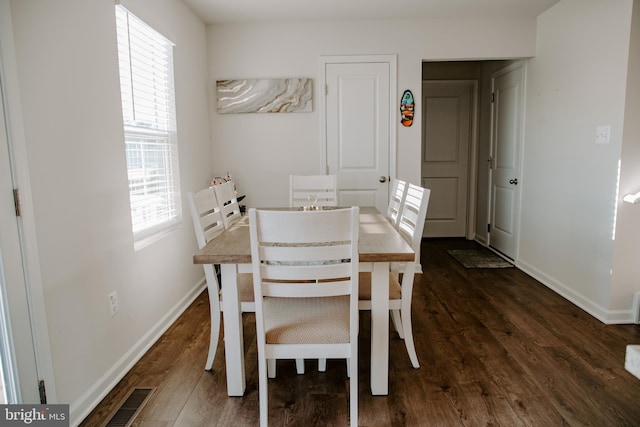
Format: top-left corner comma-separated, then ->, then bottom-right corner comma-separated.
115,5 -> 181,244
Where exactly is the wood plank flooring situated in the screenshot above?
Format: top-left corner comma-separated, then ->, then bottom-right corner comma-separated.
80,239 -> 640,426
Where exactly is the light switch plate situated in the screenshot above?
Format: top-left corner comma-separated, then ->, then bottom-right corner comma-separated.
596,125 -> 611,144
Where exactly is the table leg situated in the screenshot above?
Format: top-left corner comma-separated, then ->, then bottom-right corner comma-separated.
221,263 -> 246,396
370,261 -> 389,395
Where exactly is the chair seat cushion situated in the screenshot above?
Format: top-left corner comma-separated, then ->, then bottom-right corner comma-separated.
358,272 -> 402,301
263,296 -> 350,344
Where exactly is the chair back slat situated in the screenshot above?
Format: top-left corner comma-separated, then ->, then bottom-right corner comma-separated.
290,174 -> 338,207
187,187 -> 225,249
256,209 -> 350,242
263,280 -> 352,298
398,184 -> 431,252
260,244 -> 353,263
214,181 -> 242,228
260,263 -> 353,283
386,178 -> 407,228
250,207 -> 359,298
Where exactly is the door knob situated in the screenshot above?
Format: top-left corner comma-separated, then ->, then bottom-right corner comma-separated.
509,178 -> 518,185
379,176 -> 388,183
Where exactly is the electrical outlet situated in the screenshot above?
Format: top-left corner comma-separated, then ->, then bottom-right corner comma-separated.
108,291 -> 119,317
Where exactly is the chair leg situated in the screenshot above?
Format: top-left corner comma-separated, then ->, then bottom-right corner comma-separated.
349,357 -> 358,427
401,309 -> 420,368
318,358 -> 327,372
205,309 -> 221,371
390,309 -> 404,339
295,358 -> 305,374
258,355 -> 269,427
267,359 -> 276,378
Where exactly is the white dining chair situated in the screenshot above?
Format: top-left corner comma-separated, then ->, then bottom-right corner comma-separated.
359,183 -> 430,369
289,174 -> 338,207
214,181 -> 242,228
187,187 -> 254,371
289,174 -> 340,374
398,183 -> 431,272
386,178 -> 407,228
249,207 -> 360,427
189,186 -> 303,375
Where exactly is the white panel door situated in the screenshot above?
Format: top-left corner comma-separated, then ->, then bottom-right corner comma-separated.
324,60 -> 393,213
0,81 -> 40,403
422,81 -> 473,237
489,63 -> 524,260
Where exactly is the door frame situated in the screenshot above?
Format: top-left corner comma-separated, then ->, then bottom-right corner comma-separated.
319,55 -> 397,185
0,0 -> 56,403
421,79 -> 479,239
487,60 -> 526,261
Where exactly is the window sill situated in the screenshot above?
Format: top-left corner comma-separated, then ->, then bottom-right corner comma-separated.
134,224 -> 179,251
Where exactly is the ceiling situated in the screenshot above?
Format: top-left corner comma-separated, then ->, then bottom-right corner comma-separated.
181,0 -> 560,25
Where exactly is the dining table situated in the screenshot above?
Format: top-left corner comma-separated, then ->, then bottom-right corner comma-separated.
192,206 -> 415,396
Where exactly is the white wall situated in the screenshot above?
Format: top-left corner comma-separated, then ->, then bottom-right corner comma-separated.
207,17 -> 537,208
519,0 -> 635,321
612,0 -> 640,316
8,0 -> 211,423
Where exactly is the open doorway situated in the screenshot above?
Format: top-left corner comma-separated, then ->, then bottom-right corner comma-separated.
421,60 -> 520,247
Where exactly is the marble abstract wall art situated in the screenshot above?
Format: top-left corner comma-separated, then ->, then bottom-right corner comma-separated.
216,78 -> 312,114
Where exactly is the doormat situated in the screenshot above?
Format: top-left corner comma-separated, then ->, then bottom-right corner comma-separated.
447,249 -> 513,269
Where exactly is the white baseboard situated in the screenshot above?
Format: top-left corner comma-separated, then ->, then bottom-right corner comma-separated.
517,260 -> 638,324
69,280 -> 206,426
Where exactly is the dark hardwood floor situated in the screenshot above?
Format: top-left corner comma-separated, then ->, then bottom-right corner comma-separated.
80,239 -> 640,426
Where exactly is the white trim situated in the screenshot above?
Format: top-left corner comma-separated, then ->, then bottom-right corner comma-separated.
468,80 -> 479,240
133,223 -> 180,251
516,259 -> 639,324
318,54 -> 398,182
70,280 -> 206,426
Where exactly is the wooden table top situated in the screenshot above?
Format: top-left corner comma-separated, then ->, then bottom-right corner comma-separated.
193,206 -> 415,265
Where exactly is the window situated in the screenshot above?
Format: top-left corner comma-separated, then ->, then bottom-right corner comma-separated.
115,5 -> 181,247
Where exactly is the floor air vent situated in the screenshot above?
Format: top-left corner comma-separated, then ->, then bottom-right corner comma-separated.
104,387 -> 155,427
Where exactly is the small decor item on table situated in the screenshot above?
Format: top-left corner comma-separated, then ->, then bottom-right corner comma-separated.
303,194 -> 320,211
400,89 -> 414,127
210,172 -> 234,187
210,173 -> 246,212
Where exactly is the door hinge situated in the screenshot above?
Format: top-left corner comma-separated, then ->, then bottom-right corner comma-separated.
13,188 -> 22,217
491,92 -> 495,103
39,380 -> 47,404
325,84 -> 328,95
487,224 -> 491,233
